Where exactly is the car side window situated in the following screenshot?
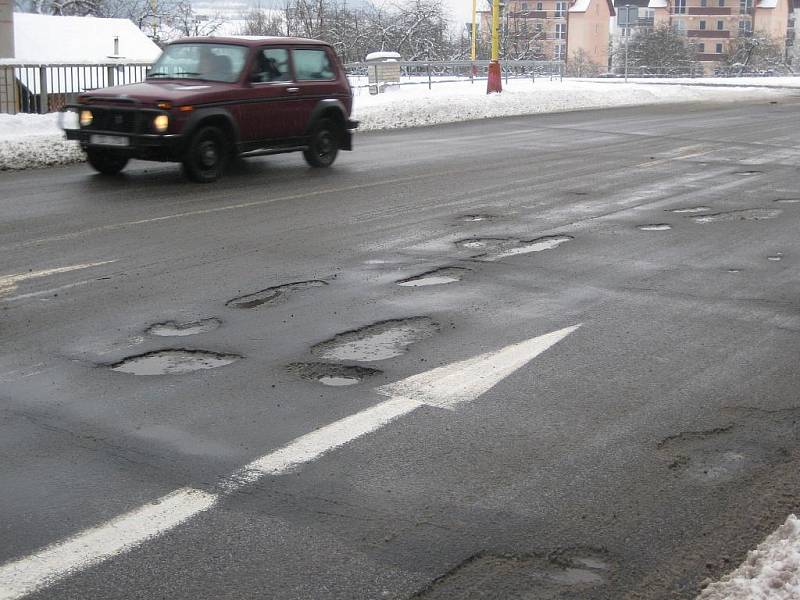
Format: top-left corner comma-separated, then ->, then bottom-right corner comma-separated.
292,49 -> 336,81
252,48 -> 291,83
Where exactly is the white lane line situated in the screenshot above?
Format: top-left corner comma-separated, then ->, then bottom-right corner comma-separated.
225,397 -> 424,488
0,488 -> 217,600
0,325 -> 581,599
0,261 -> 116,297
376,324 -> 581,410
697,514 -> 800,599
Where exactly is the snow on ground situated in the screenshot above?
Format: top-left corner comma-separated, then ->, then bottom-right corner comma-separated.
0,78 -> 791,171
698,514 -> 800,600
586,76 -> 800,89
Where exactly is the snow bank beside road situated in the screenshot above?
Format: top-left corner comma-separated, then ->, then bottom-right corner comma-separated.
0,79 -> 789,170
698,514 -> 800,600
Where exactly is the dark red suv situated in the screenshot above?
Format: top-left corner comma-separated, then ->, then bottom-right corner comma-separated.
63,37 -> 357,182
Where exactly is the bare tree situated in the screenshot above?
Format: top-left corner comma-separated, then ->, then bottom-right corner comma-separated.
567,48 -> 601,76
619,24 -> 698,75
723,30 -> 788,72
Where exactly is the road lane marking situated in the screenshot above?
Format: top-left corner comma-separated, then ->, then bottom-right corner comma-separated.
375,325 -> 581,410
0,488 -> 217,600
0,261 -> 116,297
0,325 -> 581,599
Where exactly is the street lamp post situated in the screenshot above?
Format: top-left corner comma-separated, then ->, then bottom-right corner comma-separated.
622,4 -> 633,83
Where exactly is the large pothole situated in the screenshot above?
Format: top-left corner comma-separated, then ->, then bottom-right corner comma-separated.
690,209 -> 782,224
286,362 -> 382,386
412,548 -> 612,599
397,267 -> 470,287
110,350 -> 241,375
226,280 -> 327,309
457,235 -> 573,261
311,317 -> 439,361
146,318 -> 221,337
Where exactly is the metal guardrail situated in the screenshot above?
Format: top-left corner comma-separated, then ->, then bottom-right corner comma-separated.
0,62 -> 150,115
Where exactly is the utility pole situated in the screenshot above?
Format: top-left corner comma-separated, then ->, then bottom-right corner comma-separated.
487,0 -> 502,92
0,0 -> 13,59
623,4 -> 632,82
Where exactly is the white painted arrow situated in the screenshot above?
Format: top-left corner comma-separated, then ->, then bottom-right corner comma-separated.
0,324 -> 581,600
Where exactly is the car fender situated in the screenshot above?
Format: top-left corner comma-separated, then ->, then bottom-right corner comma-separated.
182,107 -> 241,149
305,99 -> 352,150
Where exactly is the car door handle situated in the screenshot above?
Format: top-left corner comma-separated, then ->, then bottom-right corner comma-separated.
286,87 -> 300,94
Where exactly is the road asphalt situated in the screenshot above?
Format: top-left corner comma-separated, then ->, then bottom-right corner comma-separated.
2,98 -> 800,599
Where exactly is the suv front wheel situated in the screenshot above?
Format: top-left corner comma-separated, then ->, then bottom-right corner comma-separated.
303,118 -> 340,168
182,126 -> 229,183
86,148 -> 129,175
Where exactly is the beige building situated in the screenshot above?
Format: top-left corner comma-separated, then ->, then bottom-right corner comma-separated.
479,0 -> 614,69
647,0 -> 791,70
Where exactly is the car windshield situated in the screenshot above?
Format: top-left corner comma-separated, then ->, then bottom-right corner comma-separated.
148,43 -> 248,83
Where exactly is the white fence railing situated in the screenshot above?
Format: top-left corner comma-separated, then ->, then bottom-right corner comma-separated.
0,62 -> 151,114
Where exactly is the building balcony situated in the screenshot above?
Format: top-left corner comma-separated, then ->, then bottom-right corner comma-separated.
687,29 -> 731,37
688,6 -> 732,14
697,53 -> 725,60
508,10 -> 549,17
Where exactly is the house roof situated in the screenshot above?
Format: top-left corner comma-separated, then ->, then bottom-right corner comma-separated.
569,0 -> 617,15
13,12 -> 161,63
648,0 -> 669,7
613,0 -> 651,6
756,0 -> 778,7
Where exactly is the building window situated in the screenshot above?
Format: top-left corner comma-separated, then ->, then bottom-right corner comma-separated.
716,42 -> 723,52
521,2 -> 528,9
555,22 -> 566,38
536,1 -> 543,9
701,0 -> 707,6
738,19 -> 752,34
717,19 -> 724,29
699,20 -> 706,29
554,43 -> 566,59
719,0 -> 725,5
697,42 -> 705,52
673,0 -> 686,14
673,19 -> 687,32
555,1 -> 567,16
740,0 -> 752,13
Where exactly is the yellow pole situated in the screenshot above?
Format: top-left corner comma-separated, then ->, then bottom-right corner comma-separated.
487,0 -> 502,92
471,0 -> 477,61
491,0 -> 500,61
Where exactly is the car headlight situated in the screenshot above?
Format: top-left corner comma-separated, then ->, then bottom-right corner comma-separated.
153,114 -> 169,133
79,110 -> 93,127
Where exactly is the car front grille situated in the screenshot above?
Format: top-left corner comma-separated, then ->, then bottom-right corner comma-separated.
88,108 -> 138,133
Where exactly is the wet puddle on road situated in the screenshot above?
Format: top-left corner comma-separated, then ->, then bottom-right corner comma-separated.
667,207 -> 710,214
458,235 -> 573,261
637,224 -> 672,231
690,209 -> 782,224
110,350 -> 241,375
311,317 -> 439,362
397,267 -> 469,287
286,362 -> 382,386
146,318 -> 221,337
226,280 -> 327,309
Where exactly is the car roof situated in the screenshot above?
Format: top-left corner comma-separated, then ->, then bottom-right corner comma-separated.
168,36 -> 331,48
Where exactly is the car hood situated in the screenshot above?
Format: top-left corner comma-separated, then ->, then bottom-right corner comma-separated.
80,80 -> 233,106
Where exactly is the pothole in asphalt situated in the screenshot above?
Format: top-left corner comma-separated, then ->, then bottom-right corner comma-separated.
146,318 -> 221,337
667,207 -> 710,214
286,362 -> 382,386
460,214 -> 496,222
458,235 -> 573,261
690,208 -> 782,224
397,267 -> 470,287
412,548 -> 612,599
637,224 -> 672,231
311,317 -> 439,362
110,349 -> 241,375
226,280 -> 327,309
775,198 -> 800,204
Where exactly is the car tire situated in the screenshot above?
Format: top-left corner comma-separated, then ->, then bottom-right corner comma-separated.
182,126 -> 229,183
86,149 -> 129,175
303,118 -> 339,168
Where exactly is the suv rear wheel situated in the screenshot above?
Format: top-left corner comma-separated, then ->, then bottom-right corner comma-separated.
303,118 -> 340,168
86,149 -> 129,175
182,126 -> 229,183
